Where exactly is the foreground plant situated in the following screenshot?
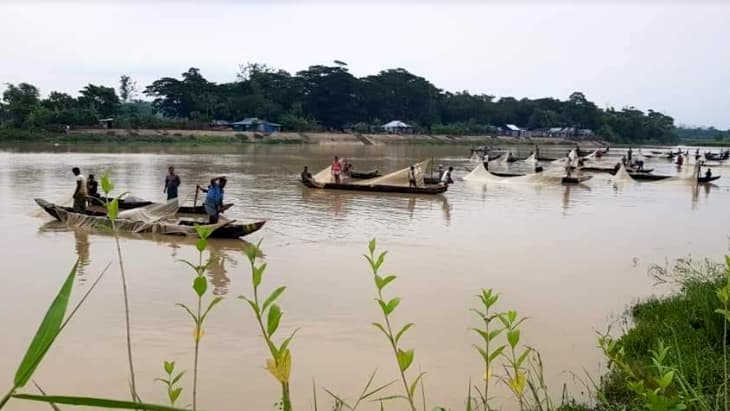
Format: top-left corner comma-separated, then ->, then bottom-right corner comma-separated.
365,239 -> 423,411
156,361 -> 185,407
498,310 -> 530,409
240,241 -> 296,411
716,256 -> 730,411
471,289 -> 504,411
177,225 -> 222,410
100,171 -> 138,400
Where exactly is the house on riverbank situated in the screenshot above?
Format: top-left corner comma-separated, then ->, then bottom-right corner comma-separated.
231,118 -> 281,133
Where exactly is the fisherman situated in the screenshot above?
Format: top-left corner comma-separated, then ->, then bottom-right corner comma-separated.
301,166 -> 313,183
705,168 -> 713,179
408,166 -> 417,187
565,160 -> 572,178
86,174 -> 99,205
71,167 -> 87,213
627,147 -> 633,161
197,177 -> 225,224
676,153 -> 684,167
331,156 -> 343,184
483,153 -> 489,170
440,166 -> 454,185
163,166 -> 181,200
534,162 -> 543,173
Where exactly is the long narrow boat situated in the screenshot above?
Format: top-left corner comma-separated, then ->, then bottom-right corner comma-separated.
582,166 -> 654,174
698,176 -> 721,184
627,174 -> 672,182
485,170 -> 593,184
35,199 -> 264,239
300,179 -> 447,194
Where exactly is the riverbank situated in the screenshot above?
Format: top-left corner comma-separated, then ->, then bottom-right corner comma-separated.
0,127 -> 604,146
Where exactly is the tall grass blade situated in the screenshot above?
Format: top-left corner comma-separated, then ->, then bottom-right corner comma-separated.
12,394 -> 191,411
14,261 -> 78,388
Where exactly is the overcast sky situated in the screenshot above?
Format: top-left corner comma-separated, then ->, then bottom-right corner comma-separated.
1,1 -> 728,128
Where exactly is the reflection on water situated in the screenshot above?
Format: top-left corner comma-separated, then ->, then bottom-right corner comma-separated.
3,144 -> 730,411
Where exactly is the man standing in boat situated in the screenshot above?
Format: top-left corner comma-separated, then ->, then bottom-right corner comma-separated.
331,156 -> 343,184
164,166 -> 181,201
72,167 -> 87,213
440,166 -> 454,186
197,176 -> 226,224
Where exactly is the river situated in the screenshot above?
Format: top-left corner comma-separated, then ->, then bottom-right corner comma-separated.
0,143 -> 728,410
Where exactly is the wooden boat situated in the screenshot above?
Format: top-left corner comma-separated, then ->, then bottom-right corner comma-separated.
34,199 -> 264,239
91,197 -> 232,215
577,147 -> 609,157
489,171 -> 524,178
581,166 -> 653,174
628,174 -> 672,182
350,170 -> 380,179
562,175 -> 593,184
698,176 -> 721,184
300,178 -> 447,194
704,152 -> 729,161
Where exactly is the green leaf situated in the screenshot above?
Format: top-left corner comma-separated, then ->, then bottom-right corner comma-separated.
14,261 -> 78,388
409,372 -> 426,398
169,388 -> 182,404
321,387 -> 353,410
371,322 -> 389,339
107,198 -> 119,220
262,286 -> 286,314
164,361 -> 174,375
171,371 -> 185,385
488,345 -> 506,363
375,275 -> 396,291
278,329 -> 299,357
267,304 -> 282,337
100,170 -> 114,194
193,224 -> 214,241
516,348 -> 531,367
195,238 -> 207,253
507,329 -> 520,349
252,263 -> 267,289
238,295 -> 259,315
12,394 -> 190,411
716,308 -> 730,320
507,310 -> 517,324
397,349 -> 414,372
659,370 -> 675,389
193,276 -> 207,297
176,303 -> 197,322
374,251 -> 388,271
368,239 -> 376,255
395,323 -> 414,343
154,378 -> 170,385
385,298 -> 400,315
201,297 -> 223,321
473,345 -> 488,362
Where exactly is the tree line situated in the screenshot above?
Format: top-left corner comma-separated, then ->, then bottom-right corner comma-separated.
0,62 -> 679,143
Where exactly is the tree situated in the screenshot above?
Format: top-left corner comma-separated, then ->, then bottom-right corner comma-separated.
119,75 -> 138,102
78,84 -> 120,118
1,82 -> 41,126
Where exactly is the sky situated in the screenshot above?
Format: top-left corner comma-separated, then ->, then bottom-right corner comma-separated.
1,1 -> 729,128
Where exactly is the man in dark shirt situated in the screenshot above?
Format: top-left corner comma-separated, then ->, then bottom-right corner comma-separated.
164,166 -> 181,200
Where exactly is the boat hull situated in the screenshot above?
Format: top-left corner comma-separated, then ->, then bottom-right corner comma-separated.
301,179 -> 447,194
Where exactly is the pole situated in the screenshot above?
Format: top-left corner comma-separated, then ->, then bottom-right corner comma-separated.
193,185 -> 199,209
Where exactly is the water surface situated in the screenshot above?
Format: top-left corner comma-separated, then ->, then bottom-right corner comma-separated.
1,144 -> 728,410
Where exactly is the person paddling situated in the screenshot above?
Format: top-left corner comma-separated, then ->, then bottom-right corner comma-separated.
87,174 -> 99,205
197,176 -> 226,224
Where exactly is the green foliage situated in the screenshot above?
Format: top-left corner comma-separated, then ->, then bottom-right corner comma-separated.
156,360 -> 185,406
12,394 -> 190,411
1,64 -> 681,143
365,239 -> 420,411
13,262 -> 78,389
240,240 -> 294,411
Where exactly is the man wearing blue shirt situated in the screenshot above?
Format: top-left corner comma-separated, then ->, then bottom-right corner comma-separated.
197,176 -> 226,224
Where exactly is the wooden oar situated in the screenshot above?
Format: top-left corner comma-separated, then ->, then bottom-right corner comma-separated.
193,185 -> 199,209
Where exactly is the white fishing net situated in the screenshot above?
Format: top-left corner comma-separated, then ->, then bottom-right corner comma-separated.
351,159 -> 431,187
463,163 -> 573,184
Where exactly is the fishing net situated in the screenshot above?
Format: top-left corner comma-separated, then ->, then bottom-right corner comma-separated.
463,163 -> 570,184
50,201 -> 231,236
351,159 -> 431,187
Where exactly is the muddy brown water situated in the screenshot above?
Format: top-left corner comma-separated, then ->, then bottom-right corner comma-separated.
1,143 -> 729,410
